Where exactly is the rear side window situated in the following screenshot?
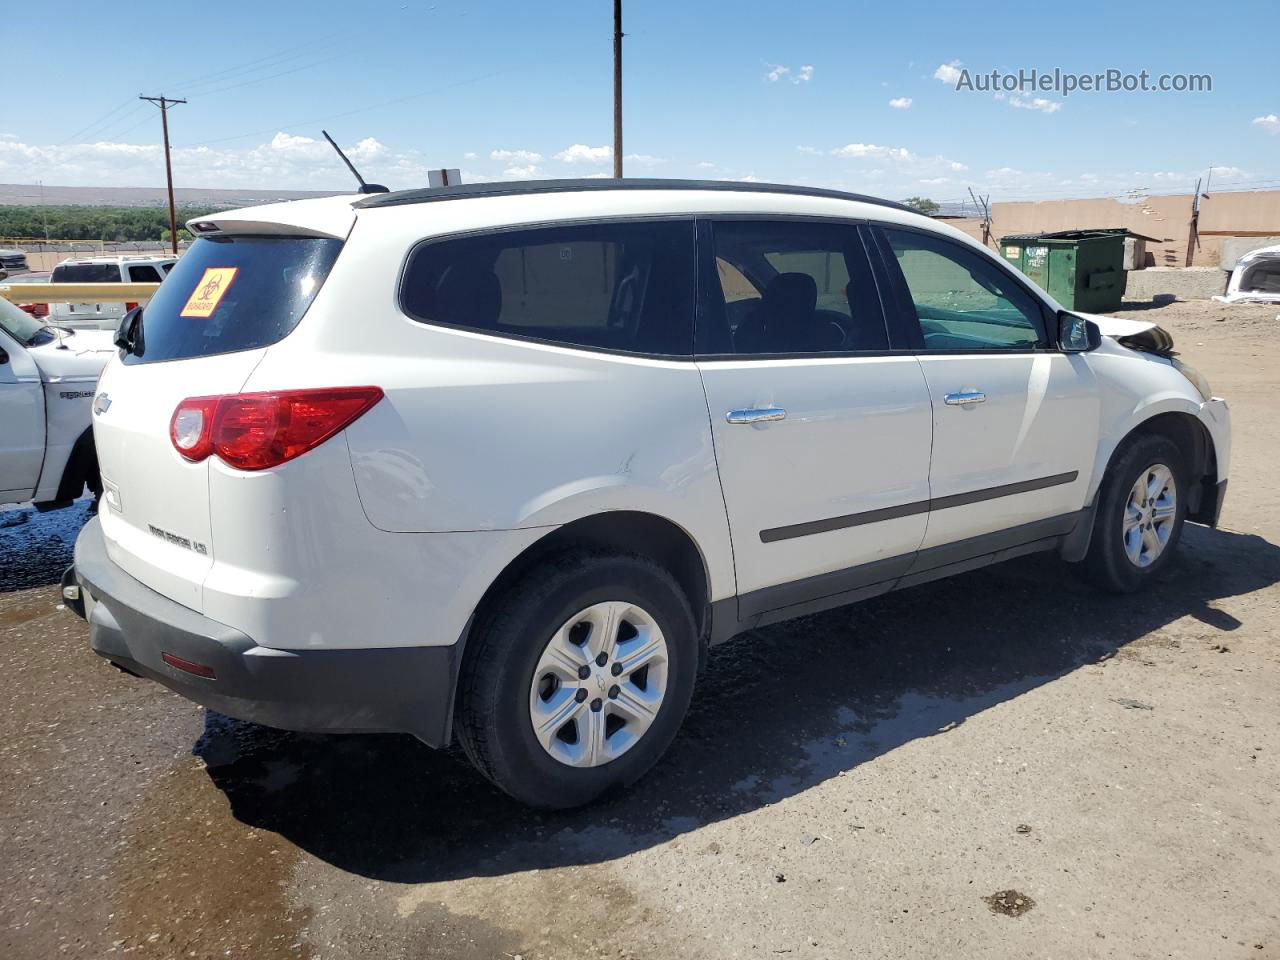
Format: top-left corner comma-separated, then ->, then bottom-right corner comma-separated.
128,264 -> 163,283
400,220 -> 695,356
124,235 -> 342,364
51,263 -> 121,283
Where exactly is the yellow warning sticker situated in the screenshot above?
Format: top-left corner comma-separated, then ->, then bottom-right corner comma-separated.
180,267 -> 238,318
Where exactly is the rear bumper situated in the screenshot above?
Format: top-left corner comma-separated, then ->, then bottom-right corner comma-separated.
67,517 -> 457,747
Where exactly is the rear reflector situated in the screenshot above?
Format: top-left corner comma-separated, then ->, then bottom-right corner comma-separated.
170,387 -> 383,471
161,652 -> 216,679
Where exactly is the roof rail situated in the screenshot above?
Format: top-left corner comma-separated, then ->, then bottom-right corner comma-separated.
351,177 -> 917,213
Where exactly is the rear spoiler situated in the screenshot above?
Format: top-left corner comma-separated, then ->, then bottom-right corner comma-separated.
186,195 -> 361,241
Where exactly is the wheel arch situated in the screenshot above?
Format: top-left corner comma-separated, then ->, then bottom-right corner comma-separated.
468,510 -> 714,649
445,511 -> 717,739
34,427 -> 100,510
1094,408 -> 1218,521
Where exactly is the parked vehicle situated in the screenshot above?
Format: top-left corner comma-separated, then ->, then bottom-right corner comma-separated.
2,271 -> 52,318
64,179 -> 1231,808
48,255 -> 175,330
0,246 -> 30,275
0,295 -> 112,508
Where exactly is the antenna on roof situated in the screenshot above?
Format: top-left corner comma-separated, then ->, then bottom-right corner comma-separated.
322,130 -> 388,195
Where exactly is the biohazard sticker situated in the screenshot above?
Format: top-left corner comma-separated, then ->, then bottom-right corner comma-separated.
180,267 -> 238,318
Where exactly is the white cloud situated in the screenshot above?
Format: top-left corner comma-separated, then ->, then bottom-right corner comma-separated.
490,148 -> 542,163
766,63 -> 813,84
918,177 -> 951,185
888,97 -> 913,110
0,131 -> 492,190
554,143 -> 611,164
934,60 -> 963,85
1253,114 -> 1280,134
502,164 -> 541,179
623,153 -> 666,166
696,161 -> 716,169
949,161 -> 968,172
831,143 -> 917,162
996,91 -> 1062,114
463,151 -> 478,160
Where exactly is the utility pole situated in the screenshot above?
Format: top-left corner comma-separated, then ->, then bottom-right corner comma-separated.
612,0 -> 623,179
140,94 -> 186,255
968,187 -> 993,248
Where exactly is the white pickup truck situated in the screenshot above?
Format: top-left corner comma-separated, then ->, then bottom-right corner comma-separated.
0,294 -> 113,509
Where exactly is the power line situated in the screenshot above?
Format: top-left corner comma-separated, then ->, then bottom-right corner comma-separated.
57,98 -> 139,146
174,67 -> 511,149
186,51 -> 346,99
178,33 -> 346,93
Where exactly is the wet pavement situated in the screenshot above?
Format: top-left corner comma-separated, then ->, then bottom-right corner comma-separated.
2,301 -> 1279,959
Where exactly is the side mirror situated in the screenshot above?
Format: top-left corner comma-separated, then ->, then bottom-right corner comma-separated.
0,346 -> 9,365
1059,311 -> 1101,353
115,306 -> 143,354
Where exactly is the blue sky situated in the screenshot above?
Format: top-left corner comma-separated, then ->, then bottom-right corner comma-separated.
1,0 -> 1276,204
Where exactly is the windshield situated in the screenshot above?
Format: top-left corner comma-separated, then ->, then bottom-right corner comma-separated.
0,296 -> 50,346
124,235 -> 342,364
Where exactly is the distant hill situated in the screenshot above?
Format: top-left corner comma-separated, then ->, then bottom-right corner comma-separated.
0,183 -> 343,209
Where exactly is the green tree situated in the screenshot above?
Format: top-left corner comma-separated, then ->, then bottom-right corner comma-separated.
0,205 -> 218,242
902,196 -> 940,215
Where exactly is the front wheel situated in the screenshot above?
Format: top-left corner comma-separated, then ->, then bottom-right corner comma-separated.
455,551 -> 698,809
1075,433 -> 1188,593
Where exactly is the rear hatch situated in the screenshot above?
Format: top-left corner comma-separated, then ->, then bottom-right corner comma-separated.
49,262 -> 126,327
92,227 -> 346,611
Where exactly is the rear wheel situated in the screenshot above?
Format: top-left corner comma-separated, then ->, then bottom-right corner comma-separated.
1076,433 -> 1187,593
455,551 -> 698,809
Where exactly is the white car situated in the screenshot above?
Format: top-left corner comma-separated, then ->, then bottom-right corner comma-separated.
0,295 -> 113,508
48,255 -> 176,330
65,179 -> 1231,808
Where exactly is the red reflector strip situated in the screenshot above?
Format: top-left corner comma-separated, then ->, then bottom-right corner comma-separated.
161,651 -> 216,679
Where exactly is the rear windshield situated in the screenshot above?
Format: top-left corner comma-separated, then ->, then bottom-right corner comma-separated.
51,263 -> 121,283
124,235 -> 342,364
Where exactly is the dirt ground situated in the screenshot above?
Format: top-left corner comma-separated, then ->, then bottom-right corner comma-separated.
1,299 -> 1278,960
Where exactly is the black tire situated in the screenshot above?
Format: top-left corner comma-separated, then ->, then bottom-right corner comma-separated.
455,550 -> 698,809
1076,433 -> 1188,593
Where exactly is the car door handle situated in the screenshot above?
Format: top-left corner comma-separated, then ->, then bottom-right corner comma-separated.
944,391 -> 986,406
726,407 -> 787,424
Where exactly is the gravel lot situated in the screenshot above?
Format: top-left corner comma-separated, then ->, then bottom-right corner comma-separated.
2,300 -> 1277,960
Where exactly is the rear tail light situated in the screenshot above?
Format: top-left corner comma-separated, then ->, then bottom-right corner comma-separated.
170,387 -> 383,471
124,301 -> 139,311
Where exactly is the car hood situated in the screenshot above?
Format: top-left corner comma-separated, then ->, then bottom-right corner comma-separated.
1073,312 -> 1157,338
27,329 -> 116,380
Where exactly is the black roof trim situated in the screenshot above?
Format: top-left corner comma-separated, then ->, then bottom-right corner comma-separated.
351,177 -> 917,213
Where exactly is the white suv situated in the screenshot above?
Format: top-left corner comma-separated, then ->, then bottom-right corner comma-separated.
48,255 -> 176,330
65,180 -> 1231,808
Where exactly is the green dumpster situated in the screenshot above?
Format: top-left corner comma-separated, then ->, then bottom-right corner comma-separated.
999,230 -> 1128,313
